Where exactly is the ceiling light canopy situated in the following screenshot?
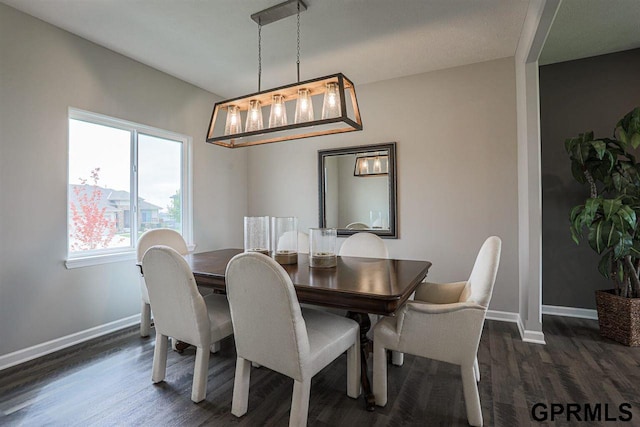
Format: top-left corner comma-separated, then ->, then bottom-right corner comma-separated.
206,0 -> 362,148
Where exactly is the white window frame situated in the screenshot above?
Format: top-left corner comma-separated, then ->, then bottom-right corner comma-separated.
65,108 -> 193,268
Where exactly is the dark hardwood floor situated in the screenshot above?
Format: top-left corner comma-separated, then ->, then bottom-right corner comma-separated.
1,316 -> 639,426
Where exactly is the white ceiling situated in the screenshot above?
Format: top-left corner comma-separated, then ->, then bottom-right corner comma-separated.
2,0 -> 530,97
3,0 -> 639,98
540,0 -> 640,65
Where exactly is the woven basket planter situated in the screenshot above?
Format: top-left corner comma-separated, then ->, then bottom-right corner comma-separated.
595,290 -> 640,346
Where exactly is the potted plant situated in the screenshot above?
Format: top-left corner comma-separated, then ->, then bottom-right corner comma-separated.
566,106 -> 640,346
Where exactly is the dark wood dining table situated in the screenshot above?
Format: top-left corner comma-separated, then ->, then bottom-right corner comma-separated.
182,248 -> 432,411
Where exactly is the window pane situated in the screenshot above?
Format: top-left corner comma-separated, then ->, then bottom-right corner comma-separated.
138,134 -> 182,240
68,119 -> 132,253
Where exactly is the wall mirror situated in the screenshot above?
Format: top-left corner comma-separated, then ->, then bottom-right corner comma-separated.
318,142 -> 397,238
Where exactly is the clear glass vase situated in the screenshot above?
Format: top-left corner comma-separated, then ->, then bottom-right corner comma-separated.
309,228 -> 337,268
244,216 -> 270,255
272,217 -> 298,265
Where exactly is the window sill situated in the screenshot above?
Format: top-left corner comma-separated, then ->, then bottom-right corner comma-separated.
65,251 -> 136,269
65,243 -> 196,269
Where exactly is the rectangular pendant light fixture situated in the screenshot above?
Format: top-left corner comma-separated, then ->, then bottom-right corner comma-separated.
206,73 -> 362,148
205,0 -> 362,149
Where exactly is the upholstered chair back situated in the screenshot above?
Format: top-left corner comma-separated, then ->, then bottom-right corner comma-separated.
142,246 -> 210,349
459,236 -> 502,308
339,232 -> 389,259
226,252 -> 310,381
137,228 -> 188,262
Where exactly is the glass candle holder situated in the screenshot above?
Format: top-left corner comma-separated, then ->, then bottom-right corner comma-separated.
244,216 -> 270,255
272,217 -> 298,265
309,228 -> 337,268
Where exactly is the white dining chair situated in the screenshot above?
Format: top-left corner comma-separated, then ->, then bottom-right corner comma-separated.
136,228 -> 189,338
338,232 -> 398,361
225,252 -> 360,427
142,245 -> 234,403
338,232 -> 389,259
372,236 -> 501,426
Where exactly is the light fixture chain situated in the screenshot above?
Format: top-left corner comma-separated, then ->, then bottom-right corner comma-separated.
258,21 -> 262,92
296,0 -> 300,82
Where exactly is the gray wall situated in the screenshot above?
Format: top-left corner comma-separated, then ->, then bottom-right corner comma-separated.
246,57 -> 520,313
540,48 -> 640,309
0,4 -> 247,357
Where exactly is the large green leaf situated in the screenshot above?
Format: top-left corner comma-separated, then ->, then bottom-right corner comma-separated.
614,235 -> 633,258
591,140 -> 606,159
602,199 -> 622,221
571,161 -> 585,183
588,221 -> 608,253
583,198 -> 601,225
618,128 -> 629,145
618,205 -> 636,229
564,137 -> 576,154
598,251 -> 613,278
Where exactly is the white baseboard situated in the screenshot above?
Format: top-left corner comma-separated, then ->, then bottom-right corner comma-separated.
486,309 -> 546,344
542,304 -> 598,320
0,314 -> 139,371
2,306 -> 559,371
486,309 -> 520,323
518,322 -> 547,344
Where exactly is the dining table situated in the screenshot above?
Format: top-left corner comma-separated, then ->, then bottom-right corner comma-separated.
179,248 -> 432,411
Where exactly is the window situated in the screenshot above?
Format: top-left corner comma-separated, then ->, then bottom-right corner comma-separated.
67,109 -> 191,267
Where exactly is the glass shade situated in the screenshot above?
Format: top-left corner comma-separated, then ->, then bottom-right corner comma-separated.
309,228 -> 337,268
268,94 -> 288,128
321,82 -> 341,119
244,216 -> 270,254
245,100 -> 263,132
272,216 -> 298,265
224,105 -> 243,135
294,88 -> 314,123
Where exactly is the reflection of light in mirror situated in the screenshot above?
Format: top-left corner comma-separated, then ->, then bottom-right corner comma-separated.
373,156 -> 381,173
354,153 -> 388,176
361,160 -> 369,174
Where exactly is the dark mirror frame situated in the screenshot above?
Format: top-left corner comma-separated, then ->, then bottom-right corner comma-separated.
318,142 -> 398,238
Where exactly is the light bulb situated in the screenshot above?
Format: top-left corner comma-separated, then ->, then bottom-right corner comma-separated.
321,82 -> 341,119
245,100 -> 263,132
269,94 -> 287,128
295,88 -> 314,123
224,105 -> 242,135
373,157 -> 381,173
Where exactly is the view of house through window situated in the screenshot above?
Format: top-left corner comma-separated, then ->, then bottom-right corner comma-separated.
68,111 -> 188,257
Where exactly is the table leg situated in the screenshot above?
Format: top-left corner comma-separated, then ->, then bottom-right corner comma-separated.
346,311 -> 376,412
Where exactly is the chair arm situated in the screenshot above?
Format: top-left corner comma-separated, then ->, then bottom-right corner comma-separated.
390,302 -> 487,365
414,281 -> 467,304
405,300 -> 484,315
395,300 -> 483,332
